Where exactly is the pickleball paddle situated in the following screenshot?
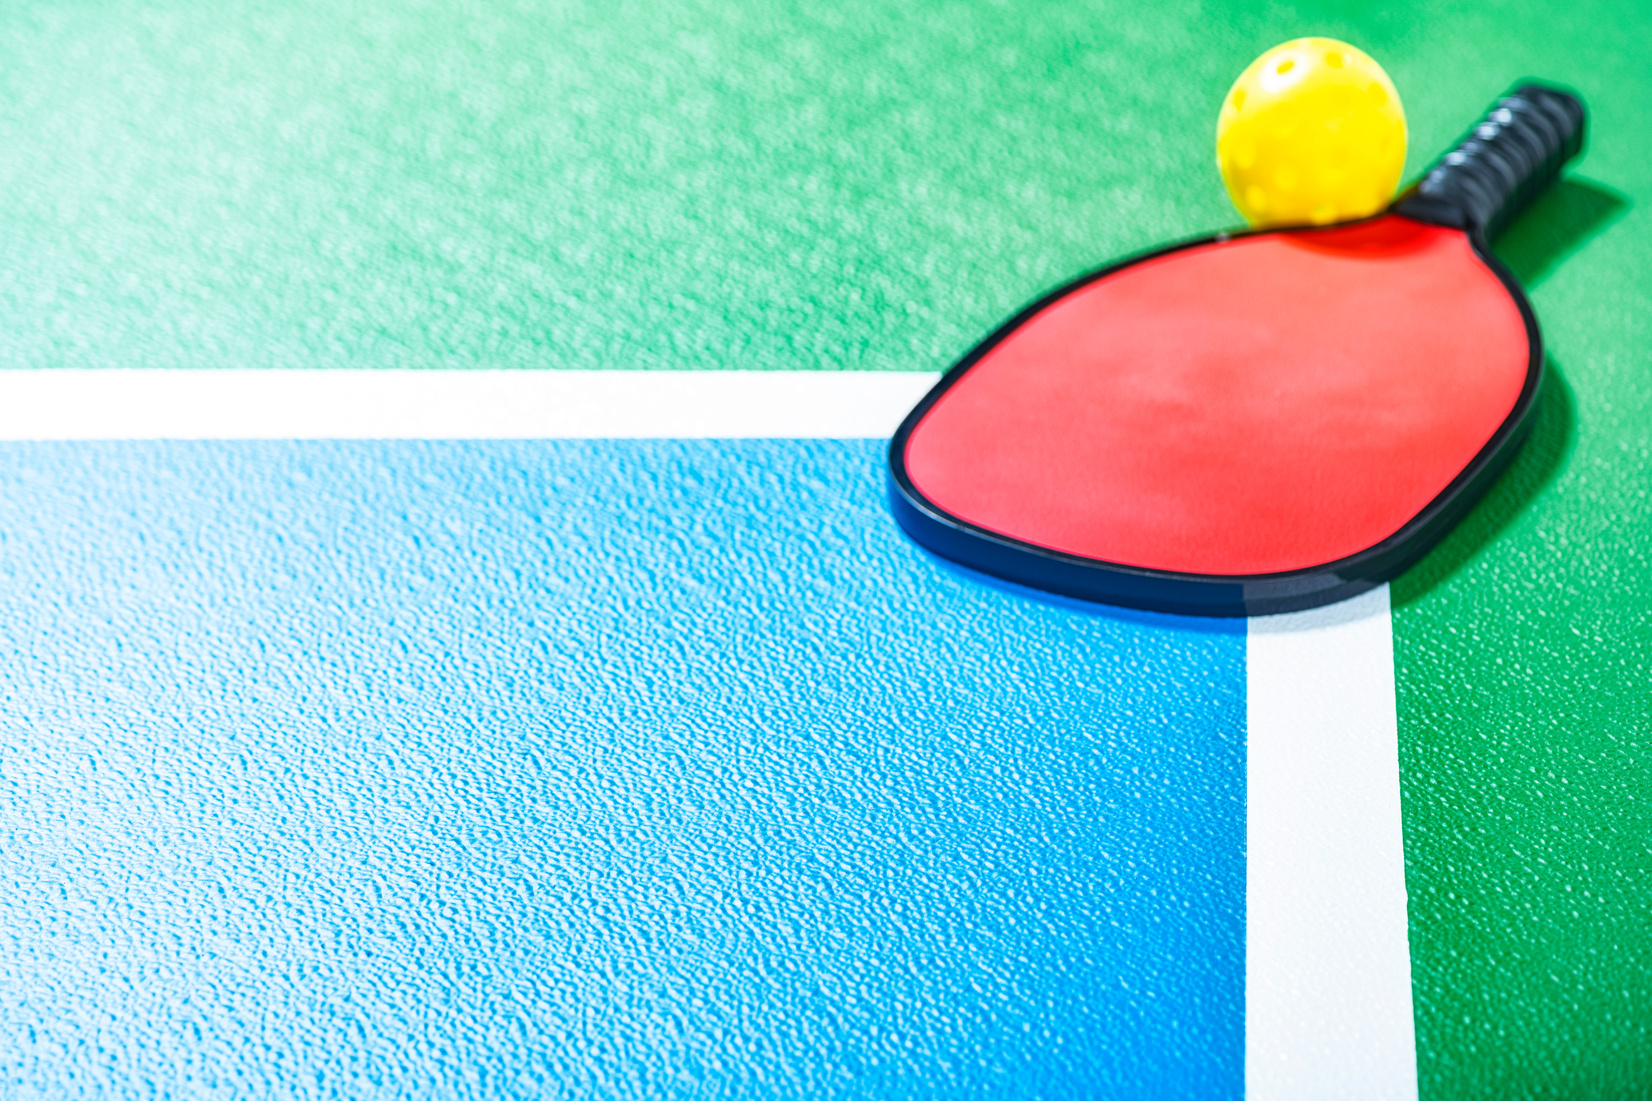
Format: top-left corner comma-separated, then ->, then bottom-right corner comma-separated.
889,83 -> 1586,617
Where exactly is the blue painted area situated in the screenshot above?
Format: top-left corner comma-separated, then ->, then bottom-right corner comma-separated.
0,440 -> 1244,1098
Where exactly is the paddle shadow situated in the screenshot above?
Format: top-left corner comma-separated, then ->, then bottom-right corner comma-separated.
1391,358 -> 1575,608
1490,176 -> 1630,287
1392,175 -> 1628,607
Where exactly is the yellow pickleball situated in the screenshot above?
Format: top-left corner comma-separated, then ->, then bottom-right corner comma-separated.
1216,38 -> 1407,227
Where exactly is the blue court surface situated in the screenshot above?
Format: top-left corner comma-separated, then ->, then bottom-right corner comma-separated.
0,439 -> 1245,1097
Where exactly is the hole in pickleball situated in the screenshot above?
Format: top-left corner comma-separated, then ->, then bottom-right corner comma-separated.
1276,58 -> 1295,75
1325,51 -> 1344,68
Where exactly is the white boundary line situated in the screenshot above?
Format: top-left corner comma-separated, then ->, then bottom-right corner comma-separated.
1248,585 -> 1417,1100
0,368 -> 1416,1095
0,369 -> 938,440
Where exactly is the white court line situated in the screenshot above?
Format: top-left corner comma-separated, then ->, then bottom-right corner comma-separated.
0,367 -> 1417,1095
0,369 -> 939,440
1248,585 -> 1417,1100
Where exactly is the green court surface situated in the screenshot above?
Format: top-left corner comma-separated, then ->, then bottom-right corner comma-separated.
1,1 -> 1649,1095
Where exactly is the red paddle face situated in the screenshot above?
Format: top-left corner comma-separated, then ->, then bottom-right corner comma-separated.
900,215 -> 1533,578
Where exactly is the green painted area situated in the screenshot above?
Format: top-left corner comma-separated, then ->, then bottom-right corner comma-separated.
0,0 -> 1634,378
1390,98 -> 1652,1101
2,0 -> 1241,372
1376,1 -> 1652,1095
4,0 -> 1651,1094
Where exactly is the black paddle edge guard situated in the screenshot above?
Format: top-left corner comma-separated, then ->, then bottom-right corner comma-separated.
887,218 -> 1546,618
890,83 -> 1586,618
1394,82 -> 1586,240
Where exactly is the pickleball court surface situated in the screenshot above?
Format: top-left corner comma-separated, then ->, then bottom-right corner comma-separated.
0,1 -> 1649,1097
0,436 -> 1243,1096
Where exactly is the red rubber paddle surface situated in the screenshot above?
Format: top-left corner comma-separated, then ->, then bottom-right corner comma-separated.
903,215 -> 1530,577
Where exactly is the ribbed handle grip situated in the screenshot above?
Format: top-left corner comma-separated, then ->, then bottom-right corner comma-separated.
1393,83 -> 1586,240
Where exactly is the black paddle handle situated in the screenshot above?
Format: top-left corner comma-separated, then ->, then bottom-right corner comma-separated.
1393,83 -> 1586,241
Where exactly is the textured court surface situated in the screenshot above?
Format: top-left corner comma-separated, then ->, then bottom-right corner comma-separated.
0,0 -> 1649,1096
0,440 -> 1243,1097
